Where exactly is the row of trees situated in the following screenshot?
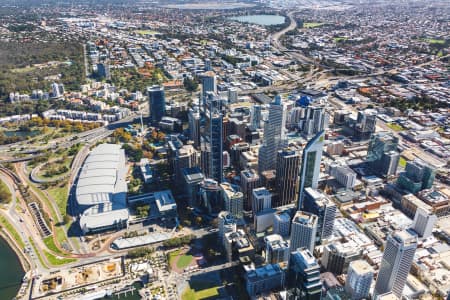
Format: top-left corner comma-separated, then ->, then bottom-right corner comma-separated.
162,234 -> 195,248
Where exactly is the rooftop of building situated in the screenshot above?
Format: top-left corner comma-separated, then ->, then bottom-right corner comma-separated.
76,143 -> 127,206
349,260 -> 373,275
293,211 -> 318,226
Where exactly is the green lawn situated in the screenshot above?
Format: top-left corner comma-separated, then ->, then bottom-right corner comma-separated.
177,253 -> 194,269
386,123 -> 404,132
181,286 -> 219,300
0,179 -> 12,204
43,250 -> 76,266
0,215 -> 25,249
334,37 -> 347,43
29,238 -> 47,268
422,38 -> 445,45
47,184 -> 68,216
303,22 -> 324,28
43,236 -> 67,256
168,249 -> 194,269
399,157 -> 407,168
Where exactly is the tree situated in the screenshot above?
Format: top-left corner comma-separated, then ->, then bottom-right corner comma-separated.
183,77 -> 198,92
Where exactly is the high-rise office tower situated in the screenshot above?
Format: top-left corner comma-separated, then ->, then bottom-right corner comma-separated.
204,58 -> 212,71
273,212 -> 291,237
221,182 -> 244,219
367,132 -> 399,177
252,187 -> 272,215
345,260 -> 374,300
251,104 -> 262,130
228,87 -> 238,103
355,109 -> 377,140
265,234 -> 290,264
200,71 -> 217,107
322,243 -> 362,275
173,145 -> 199,182
201,105 -> 224,183
240,169 -> 261,211
199,179 -> 223,214
298,131 -> 325,209
258,95 -> 287,173
397,159 -> 436,193
298,105 -> 329,138
412,206 -> 437,238
287,248 -> 322,300
303,188 -> 336,243
275,147 -> 301,207
148,85 -> 166,124
290,211 -> 318,253
374,230 -> 418,298
188,107 -> 201,148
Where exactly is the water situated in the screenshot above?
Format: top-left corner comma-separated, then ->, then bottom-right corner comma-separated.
228,14 -> 286,26
0,236 -> 25,299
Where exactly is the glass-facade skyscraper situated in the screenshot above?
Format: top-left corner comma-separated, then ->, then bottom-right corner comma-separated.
298,131 -> 325,209
148,85 -> 166,124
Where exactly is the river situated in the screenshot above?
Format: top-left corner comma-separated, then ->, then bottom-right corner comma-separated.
0,236 -> 25,299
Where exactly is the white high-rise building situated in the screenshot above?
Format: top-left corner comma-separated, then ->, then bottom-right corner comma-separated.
252,187 -> 272,215
329,163 -> 357,189
218,211 -> 237,246
345,260 -> 374,300
290,211 -> 318,253
258,95 -> 287,173
240,169 -> 261,211
298,131 -> 325,209
264,234 -> 290,264
412,207 -> 437,238
374,230 -> 418,298
221,183 -> 244,219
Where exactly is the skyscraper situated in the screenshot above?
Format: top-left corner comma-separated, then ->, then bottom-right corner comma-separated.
412,206 -> 437,238
298,131 -> 325,209
148,85 -> 166,124
188,107 -> 201,148
366,132 -> 399,177
252,187 -> 272,215
355,109 -> 377,140
345,260 -> 374,300
303,188 -> 336,243
374,230 -> 418,298
173,145 -> 199,182
273,212 -> 291,237
251,104 -> 262,129
200,71 -> 217,107
200,105 -> 224,183
240,169 -> 261,211
298,105 -> 329,138
275,147 -> 301,207
397,159 -> 436,193
287,248 -> 322,300
258,95 -> 287,173
218,211 -> 236,246
290,211 -> 318,253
